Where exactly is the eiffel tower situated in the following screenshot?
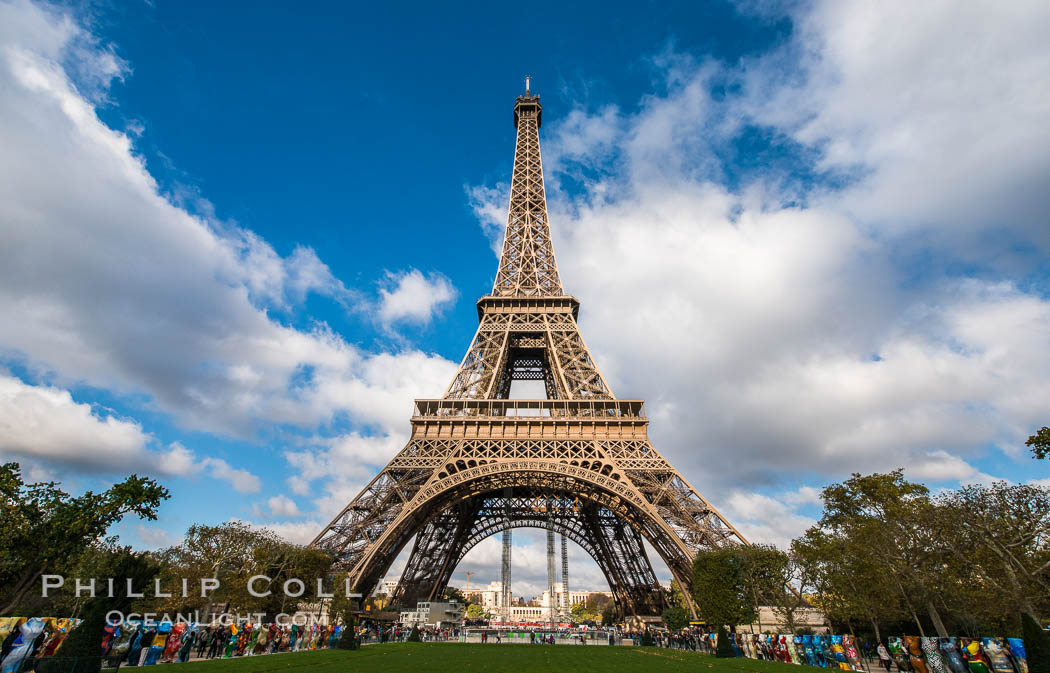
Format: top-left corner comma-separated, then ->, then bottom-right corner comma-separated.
313,80 -> 746,618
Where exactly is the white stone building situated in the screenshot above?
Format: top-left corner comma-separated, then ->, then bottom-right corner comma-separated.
539,583 -> 611,610
466,580 -> 509,613
399,600 -> 466,627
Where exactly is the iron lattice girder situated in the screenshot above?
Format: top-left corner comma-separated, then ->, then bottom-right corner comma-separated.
494,97 -> 562,297
312,87 -> 746,618
387,493 -> 667,616
313,450 -> 742,615
445,301 -> 611,401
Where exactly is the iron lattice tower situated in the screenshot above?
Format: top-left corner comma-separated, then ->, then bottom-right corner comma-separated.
312,81 -> 747,618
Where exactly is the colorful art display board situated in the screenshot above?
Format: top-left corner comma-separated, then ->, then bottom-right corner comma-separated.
735,633 -> 1030,673
0,616 -> 344,667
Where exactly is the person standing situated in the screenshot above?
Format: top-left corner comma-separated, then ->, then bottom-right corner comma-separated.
878,642 -> 893,671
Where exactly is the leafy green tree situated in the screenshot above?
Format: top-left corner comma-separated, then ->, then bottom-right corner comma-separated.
40,550 -> 159,673
936,482 -> 1050,622
817,470 -> 950,636
1022,612 -> 1050,673
600,601 -> 619,627
585,593 -> 612,613
692,547 -> 748,630
1028,427 -> 1050,460
465,603 -> 487,619
792,526 -> 902,640
38,600 -> 110,673
715,625 -> 734,657
153,521 -> 332,617
336,614 -> 359,650
443,586 -> 467,604
328,572 -> 362,626
662,605 -> 689,630
570,600 -> 598,622
735,544 -> 789,632
0,463 -> 169,615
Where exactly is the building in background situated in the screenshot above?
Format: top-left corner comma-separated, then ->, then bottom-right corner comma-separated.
399,600 -> 466,627
538,583 -> 611,610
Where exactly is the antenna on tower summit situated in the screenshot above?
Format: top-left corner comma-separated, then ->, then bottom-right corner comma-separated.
525,76 -> 531,96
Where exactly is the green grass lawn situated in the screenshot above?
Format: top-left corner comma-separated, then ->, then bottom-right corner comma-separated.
153,642 -> 810,672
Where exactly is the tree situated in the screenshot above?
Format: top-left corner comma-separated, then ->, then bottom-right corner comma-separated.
600,601 -> 619,627
585,593 -> 612,613
715,625 -> 734,657
1022,612 -> 1050,673
336,614 -> 359,650
570,600 -> 597,622
692,547 -> 748,630
1028,427 -> 1050,460
369,592 -> 391,611
0,463 -> 169,615
817,470 -> 950,636
443,586 -> 466,604
792,527 -> 901,640
465,603 -> 487,619
328,572 -> 363,626
735,544 -> 789,632
153,521 -> 333,617
38,550 -> 159,673
662,605 -> 689,631
764,550 -> 813,635
937,482 -> 1050,622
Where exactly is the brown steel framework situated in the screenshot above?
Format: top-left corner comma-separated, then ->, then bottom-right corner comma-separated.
312,83 -> 747,618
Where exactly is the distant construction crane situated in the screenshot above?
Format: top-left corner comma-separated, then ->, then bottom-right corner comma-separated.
459,570 -> 476,591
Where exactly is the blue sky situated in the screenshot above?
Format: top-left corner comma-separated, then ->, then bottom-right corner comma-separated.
1,0 -> 1048,598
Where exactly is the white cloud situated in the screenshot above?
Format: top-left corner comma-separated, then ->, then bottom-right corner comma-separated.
466,184 -> 509,254
467,1 -> 1050,554
284,433 -> 405,521
740,0 -> 1050,256
722,490 -> 818,550
0,0 -> 457,447
0,375 -> 264,495
267,494 -> 300,517
201,457 -> 261,494
377,270 -> 457,326
135,524 -> 179,550
259,520 -> 325,546
0,374 -> 150,467
781,486 -> 822,508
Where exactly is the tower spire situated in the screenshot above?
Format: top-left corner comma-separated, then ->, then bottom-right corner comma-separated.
493,82 -> 562,297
